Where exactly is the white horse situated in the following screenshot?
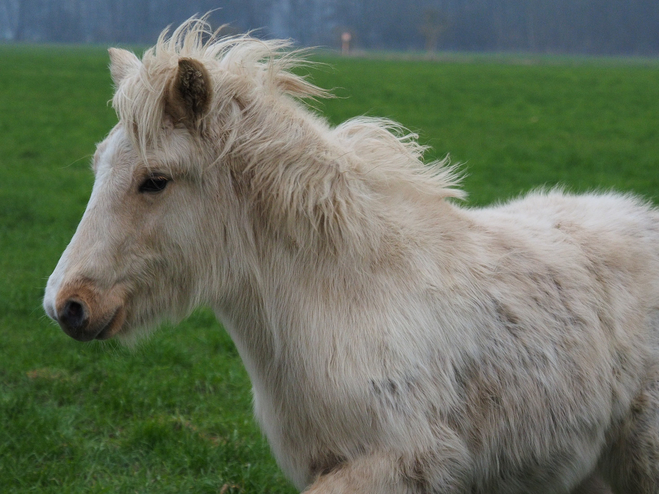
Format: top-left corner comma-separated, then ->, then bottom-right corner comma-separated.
44,18 -> 659,493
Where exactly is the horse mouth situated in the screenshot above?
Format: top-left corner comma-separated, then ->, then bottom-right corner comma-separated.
94,306 -> 127,340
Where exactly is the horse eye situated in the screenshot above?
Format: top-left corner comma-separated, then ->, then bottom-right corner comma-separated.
138,175 -> 170,193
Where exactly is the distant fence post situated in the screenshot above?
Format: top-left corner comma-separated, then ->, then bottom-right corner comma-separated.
341,31 -> 352,55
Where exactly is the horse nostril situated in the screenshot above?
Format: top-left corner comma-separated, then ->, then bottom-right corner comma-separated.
59,299 -> 90,332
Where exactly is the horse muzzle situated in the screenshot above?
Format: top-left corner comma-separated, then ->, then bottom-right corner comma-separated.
45,280 -> 127,341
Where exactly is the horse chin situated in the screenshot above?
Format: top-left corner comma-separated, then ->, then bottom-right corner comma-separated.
94,306 -> 127,340
110,316 -> 162,347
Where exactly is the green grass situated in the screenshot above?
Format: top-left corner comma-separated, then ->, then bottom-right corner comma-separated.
1,45 -> 659,492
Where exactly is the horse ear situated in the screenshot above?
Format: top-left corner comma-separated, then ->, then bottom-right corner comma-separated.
108,48 -> 140,86
164,58 -> 212,129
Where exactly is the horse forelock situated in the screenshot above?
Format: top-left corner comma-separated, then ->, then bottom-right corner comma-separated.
110,15 -> 328,160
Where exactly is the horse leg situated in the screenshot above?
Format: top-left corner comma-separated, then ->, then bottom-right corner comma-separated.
302,451 -> 467,494
303,455 -> 410,494
601,377 -> 659,493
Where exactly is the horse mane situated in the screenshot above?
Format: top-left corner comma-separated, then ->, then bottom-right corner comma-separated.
112,16 -> 465,251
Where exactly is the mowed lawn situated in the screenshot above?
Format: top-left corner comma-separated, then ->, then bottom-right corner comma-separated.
1,45 -> 659,493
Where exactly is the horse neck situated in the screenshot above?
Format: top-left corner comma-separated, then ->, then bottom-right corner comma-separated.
214,186 -> 468,385
214,95 -> 473,386
230,97 -> 381,257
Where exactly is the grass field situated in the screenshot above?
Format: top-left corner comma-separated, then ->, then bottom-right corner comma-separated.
1,45 -> 659,492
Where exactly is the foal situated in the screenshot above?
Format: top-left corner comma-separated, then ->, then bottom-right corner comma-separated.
44,18 -> 659,493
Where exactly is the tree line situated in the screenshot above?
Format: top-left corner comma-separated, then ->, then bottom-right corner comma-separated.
1,0 -> 658,56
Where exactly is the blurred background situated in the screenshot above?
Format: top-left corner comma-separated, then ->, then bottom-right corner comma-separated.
1,2 -> 658,493
1,0 -> 658,56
